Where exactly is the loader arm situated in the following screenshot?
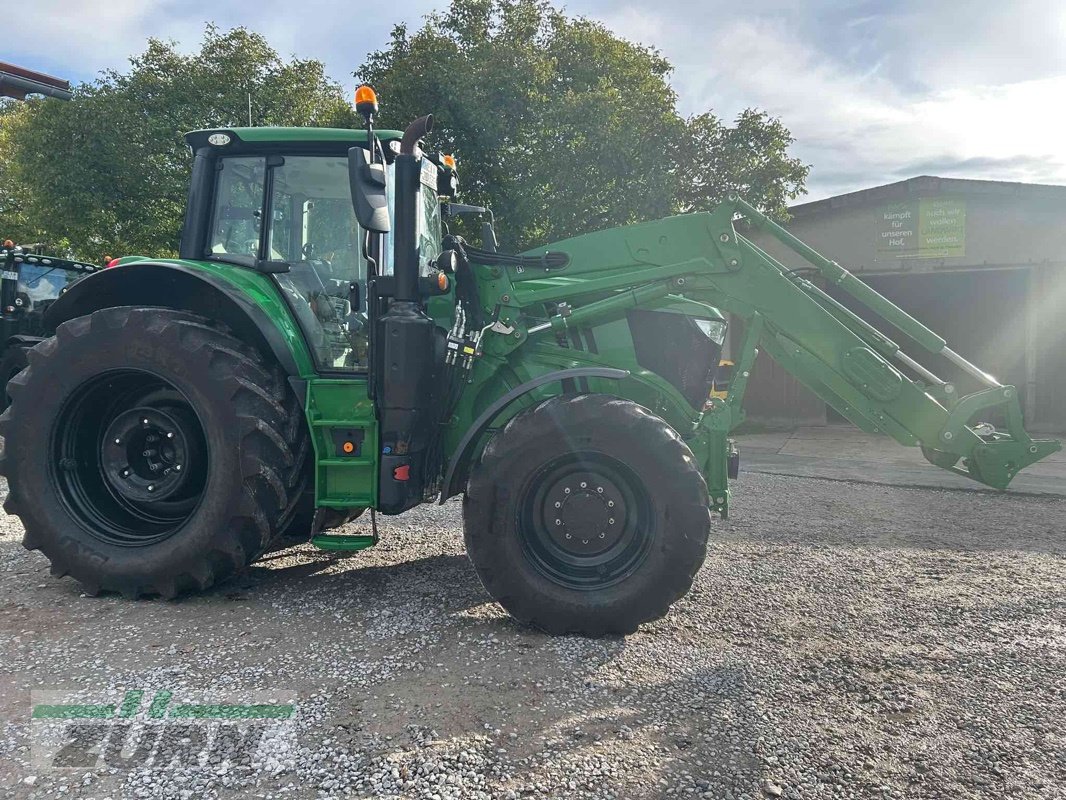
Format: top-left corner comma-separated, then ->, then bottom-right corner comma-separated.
475,195 -> 1059,498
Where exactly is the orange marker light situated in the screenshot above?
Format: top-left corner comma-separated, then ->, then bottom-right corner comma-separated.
354,84 -> 378,116
442,154 -> 456,170
437,271 -> 449,292
342,441 -> 355,454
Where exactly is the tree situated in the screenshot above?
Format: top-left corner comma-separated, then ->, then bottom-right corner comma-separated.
358,0 -> 808,250
358,0 -> 684,250
0,102 -> 48,247
0,26 -> 357,259
0,11 -> 809,258
675,110 -> 809,219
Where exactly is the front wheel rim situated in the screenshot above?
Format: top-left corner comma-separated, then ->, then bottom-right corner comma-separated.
518,453 -> 654,590
51,370 -> 209,547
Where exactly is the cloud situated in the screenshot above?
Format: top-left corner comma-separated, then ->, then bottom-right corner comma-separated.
7,0 -> 1066,200
4,0 -> 202,80
891,154 -> 1056,179
3,0 -> 437,92
590,1 -> 1066,198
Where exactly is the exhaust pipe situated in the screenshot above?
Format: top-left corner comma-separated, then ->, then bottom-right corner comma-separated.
400,115 -> 433,155
392,115 -> 434,302
374,113 -> 443,514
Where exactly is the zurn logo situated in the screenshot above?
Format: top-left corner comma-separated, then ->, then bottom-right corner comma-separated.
30,689 -> 296,771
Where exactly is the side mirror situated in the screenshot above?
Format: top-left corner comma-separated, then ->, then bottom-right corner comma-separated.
348,146 -> 390,233
441,202 -> 498,253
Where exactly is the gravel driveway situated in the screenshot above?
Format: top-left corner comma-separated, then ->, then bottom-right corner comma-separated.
1,472 -> 1063,799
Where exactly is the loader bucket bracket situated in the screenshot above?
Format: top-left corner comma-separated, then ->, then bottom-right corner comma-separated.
927,384 -> 1062,489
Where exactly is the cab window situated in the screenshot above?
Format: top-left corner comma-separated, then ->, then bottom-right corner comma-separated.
207,157 -> 266,259
380,162 -> 442,277
265,156 -> 369,370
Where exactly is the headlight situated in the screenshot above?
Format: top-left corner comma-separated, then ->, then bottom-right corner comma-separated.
626,310 -> 727,409
694,318 -> 727,345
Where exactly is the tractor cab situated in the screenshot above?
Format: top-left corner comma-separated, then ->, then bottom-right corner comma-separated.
180,127 -> 450,372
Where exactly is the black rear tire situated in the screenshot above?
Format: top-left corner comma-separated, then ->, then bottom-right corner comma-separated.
0,307 -> 309,598
463,394 -> 711,636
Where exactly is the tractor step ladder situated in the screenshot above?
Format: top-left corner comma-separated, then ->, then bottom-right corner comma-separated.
305,378 -> 378,509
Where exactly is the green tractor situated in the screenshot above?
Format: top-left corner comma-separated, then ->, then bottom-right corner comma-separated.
0,241 -> 102,410
1,89 -> 1058,635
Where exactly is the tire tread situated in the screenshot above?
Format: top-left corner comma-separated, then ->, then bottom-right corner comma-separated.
464,393 -> 710,636
0,307 -> 311,598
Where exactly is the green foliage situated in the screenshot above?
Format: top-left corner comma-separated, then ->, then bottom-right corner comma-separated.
359,0 -> 808,249
0,102 -> 51,248
358,0 -> 680,250
0,25 -> 356,260
675,110 -> 809,219
0,9 -> 809,259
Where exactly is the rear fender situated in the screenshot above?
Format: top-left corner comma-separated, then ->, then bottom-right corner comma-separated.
43,261 -> 314,380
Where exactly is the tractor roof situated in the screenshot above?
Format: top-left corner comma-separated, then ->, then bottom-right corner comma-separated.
184,126 -> 404,153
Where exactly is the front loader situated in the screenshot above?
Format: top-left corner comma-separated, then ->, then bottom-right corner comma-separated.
1,88 -> 1058,636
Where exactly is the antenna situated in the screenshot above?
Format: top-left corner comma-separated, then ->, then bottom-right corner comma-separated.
247,93 -> 252,126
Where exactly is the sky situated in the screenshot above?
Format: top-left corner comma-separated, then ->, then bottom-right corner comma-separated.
7,0 -> 1066,200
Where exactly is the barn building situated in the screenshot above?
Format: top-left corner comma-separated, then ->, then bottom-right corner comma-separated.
741,175 -> 1066,432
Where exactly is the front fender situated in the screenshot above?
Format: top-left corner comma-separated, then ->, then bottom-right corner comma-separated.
439,367 -> 631,501
440,342 -> 706,501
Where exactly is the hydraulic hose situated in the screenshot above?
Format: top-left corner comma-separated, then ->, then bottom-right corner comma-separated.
461,241 -> 570,270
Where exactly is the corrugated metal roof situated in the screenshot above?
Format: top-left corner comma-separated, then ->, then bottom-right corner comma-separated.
791,175 -> 1066,219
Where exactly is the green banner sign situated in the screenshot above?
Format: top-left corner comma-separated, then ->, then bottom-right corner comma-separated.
878,198 -> 965,258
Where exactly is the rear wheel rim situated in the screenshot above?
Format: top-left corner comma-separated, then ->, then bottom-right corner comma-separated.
518,453 -> 654,590
51,370 -> 209,547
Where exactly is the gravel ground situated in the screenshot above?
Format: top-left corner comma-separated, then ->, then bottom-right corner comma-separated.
1,472 -> 1064,800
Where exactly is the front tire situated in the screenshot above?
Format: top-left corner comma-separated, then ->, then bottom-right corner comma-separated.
463,394 -> 711,636
0,307 -> 309,598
